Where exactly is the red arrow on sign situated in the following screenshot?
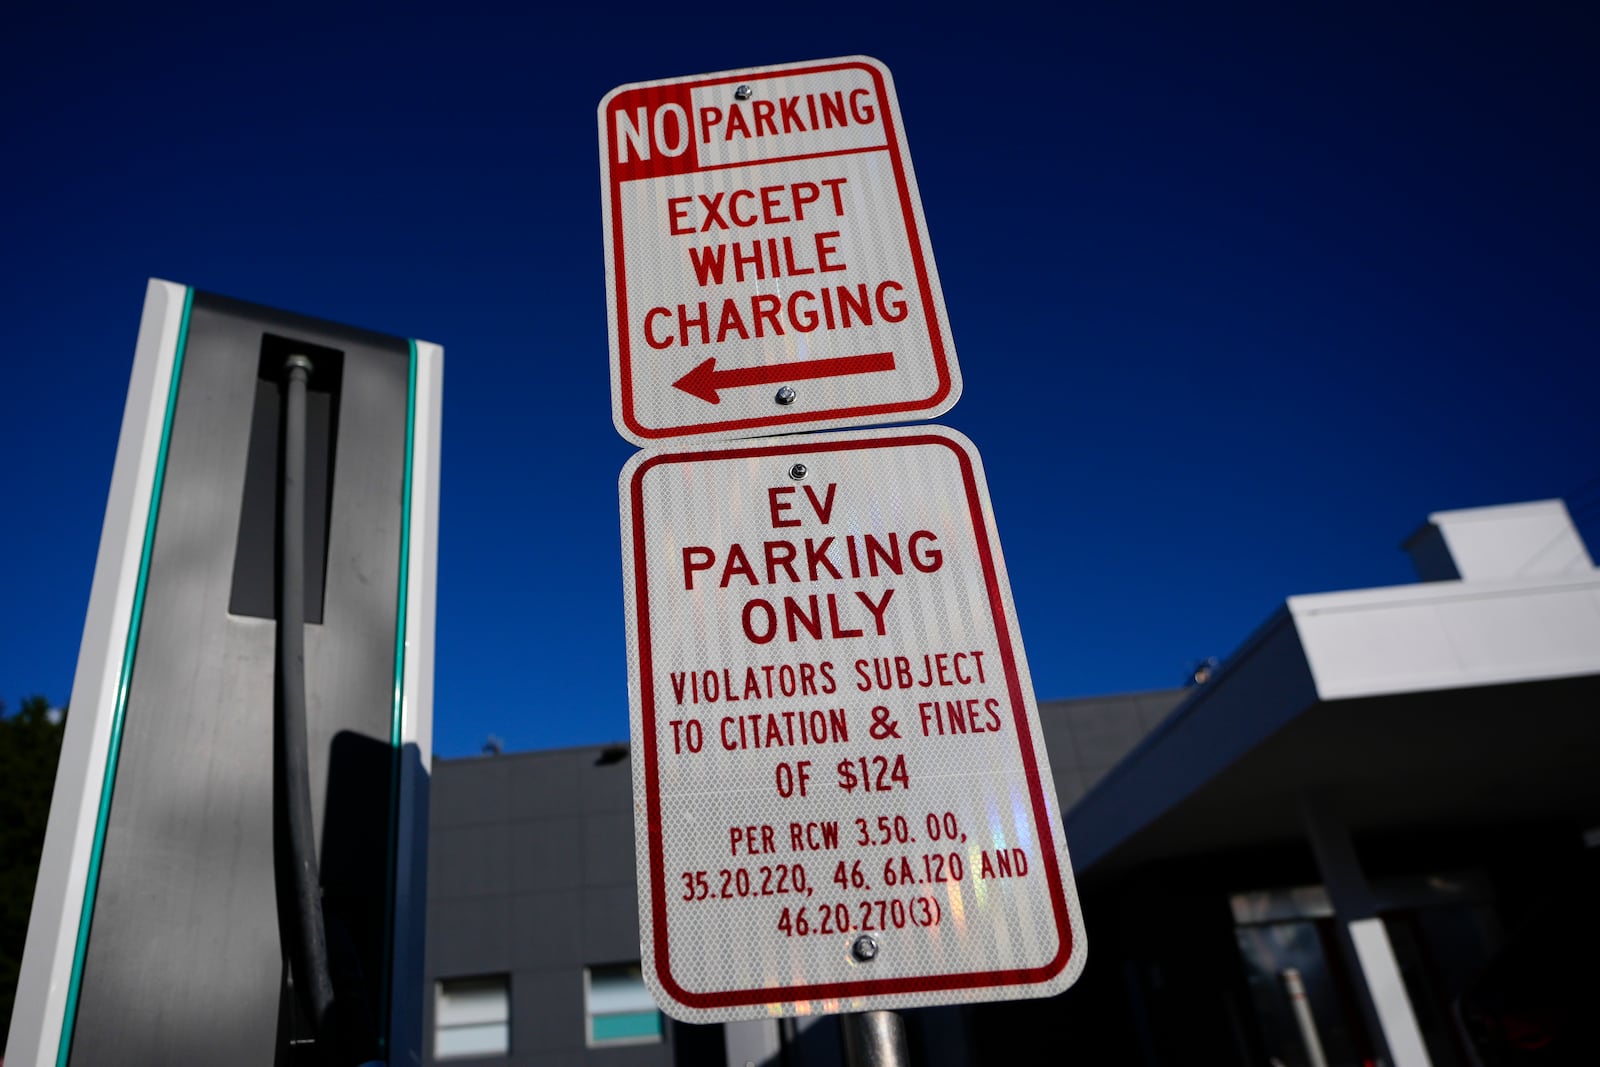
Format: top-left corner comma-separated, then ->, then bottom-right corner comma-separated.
672,352 -> 897,404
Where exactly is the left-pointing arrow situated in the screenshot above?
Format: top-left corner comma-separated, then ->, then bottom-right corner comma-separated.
672,352 -> 896,404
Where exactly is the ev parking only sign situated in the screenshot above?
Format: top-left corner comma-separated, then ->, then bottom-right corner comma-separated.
617,426 -> 1085,1021
599,56 -> 962,446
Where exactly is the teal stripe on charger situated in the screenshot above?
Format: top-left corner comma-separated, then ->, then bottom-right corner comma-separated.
378,337 -> 420,1051
57,285 -> 195,1066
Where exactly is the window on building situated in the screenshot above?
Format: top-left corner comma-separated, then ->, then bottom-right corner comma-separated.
435,975 -> 510,1059
585,963 -> 662,1046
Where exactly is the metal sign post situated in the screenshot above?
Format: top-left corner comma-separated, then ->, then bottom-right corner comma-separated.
841,1010 -> 910,1067
599,56 -> 962,445
617,427 -> 1085,1024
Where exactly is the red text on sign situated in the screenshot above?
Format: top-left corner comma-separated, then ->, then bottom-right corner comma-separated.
687,234 -> 847,286
854,652 -> 988,691
681,531 -> 942,589
730,824 -> 776,855
667,179 -> 848,234
791,821 -> 840,851
918,698 -> 1003,736
696,89 -> 877,146
642,283 -> 908,351
669,661 -> 837,704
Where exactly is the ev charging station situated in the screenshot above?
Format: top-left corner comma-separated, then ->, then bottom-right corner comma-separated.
7,280 -> 442,1067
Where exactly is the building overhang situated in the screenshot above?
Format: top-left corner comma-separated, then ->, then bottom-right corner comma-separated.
1064,571 -> 1600,877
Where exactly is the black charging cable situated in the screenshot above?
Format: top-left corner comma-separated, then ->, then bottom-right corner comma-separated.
277,353 -> 338,1059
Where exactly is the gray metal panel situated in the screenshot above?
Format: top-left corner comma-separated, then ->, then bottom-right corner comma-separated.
1062,697 -> 1152,772
528,1055 -> 584,1067
510,819 -> 585,891
1037,691 -> 1187,815
1137,692 -> 1185,731
582,1043 -> 677,1067
68,293 -> 410,1066
529,1054 -> 584,1067
579,813 -> 637,885
1050,766 -> 1090,811
434,757 -> 510,827
512,891 -> 584,967
508,755 -> 583,821
429,894 -> 513,978
580,886 -> 644,963
431,822 -> 514,899
1038,690 -> 1186,795
511,969 -> 586,1055
1037,707 -> 1078,783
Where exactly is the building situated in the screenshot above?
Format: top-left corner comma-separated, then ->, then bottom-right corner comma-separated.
422,500 -> 1600,1065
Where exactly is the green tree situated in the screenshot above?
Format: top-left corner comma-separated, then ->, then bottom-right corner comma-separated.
1,695 -> 66,1036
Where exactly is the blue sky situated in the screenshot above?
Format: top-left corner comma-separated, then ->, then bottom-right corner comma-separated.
2,7 -> 1596,758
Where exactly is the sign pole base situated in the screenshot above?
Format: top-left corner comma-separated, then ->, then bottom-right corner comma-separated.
841,1010 -> 910,1067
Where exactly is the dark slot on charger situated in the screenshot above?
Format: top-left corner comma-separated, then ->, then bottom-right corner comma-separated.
229,334 -> 344,623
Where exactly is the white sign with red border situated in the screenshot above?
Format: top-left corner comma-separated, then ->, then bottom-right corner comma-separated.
618,426 -> 1084,1021
599,56 -> 962,446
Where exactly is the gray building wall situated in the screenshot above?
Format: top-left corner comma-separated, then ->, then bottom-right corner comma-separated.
422,691 -> 1188,1066
1038,690 -> 1188,810
425,744 -> 682,1067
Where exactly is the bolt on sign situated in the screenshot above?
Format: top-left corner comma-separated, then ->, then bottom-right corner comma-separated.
618,426 -> 1085,1021
599,56 -> 962,446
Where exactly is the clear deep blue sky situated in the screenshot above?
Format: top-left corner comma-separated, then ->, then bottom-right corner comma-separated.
2,8 -> 1596,758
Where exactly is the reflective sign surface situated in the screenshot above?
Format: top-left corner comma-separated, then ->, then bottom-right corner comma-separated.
599,57 -> 962,446
619,426 -> 1083,1021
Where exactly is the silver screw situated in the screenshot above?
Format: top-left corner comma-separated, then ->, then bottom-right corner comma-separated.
775,386 -> 796,405
852,934 -> 878,962
734,84 -> 753,101
789,463 -> 807,480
